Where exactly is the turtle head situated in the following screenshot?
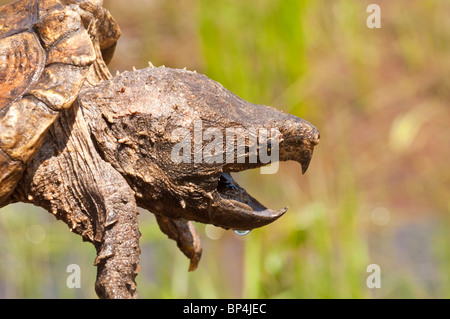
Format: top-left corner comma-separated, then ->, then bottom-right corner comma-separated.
82,66 -> 319,231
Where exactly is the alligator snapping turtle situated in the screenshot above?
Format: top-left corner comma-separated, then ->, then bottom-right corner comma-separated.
0,0 -> 120,205
0,0 -> 320,298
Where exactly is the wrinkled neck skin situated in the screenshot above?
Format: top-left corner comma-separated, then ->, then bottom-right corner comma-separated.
80,66 -> 319,230
12,65 -> 318,298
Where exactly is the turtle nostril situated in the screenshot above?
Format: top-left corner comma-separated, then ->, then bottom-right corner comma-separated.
312,132 -> 320,145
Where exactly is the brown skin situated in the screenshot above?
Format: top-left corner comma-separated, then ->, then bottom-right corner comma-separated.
81,67 -> 319,231
10,66 -> 319,298
13,101 -> 142,298
0,0 -> 120,205
1,0 -> 319,299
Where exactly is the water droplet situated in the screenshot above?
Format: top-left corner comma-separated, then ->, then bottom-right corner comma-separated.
233,229 -> 250,236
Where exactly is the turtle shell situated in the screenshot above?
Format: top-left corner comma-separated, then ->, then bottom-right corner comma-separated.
0,0 -> 120,205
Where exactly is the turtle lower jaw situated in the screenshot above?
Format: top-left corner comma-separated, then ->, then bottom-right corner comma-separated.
211,172 -> 287,230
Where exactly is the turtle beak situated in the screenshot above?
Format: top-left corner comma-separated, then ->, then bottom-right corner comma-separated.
276,117 -> 320,175
300,147 -> 314,174
299,131 -> 319,174
211,172 -> 288,230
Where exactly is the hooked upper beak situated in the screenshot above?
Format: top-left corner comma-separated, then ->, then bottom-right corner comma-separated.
299,128 -> 320,174
279,120 -> 320,175
299,130 -> 319,174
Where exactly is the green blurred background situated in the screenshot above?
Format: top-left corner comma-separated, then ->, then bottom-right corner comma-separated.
0,0 -> 449,298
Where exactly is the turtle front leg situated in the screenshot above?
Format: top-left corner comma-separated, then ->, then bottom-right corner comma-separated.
14,102 -> 140,299
155,215 -> 202,271
93,176 -> 141,299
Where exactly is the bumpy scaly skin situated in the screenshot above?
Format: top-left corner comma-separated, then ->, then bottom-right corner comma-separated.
0,0 -> 120,206
12,66 -> 319,298
1,1 -> 319,299
81,67 -> 319,230
15,101 -> 141,298
0,0 -> 136,298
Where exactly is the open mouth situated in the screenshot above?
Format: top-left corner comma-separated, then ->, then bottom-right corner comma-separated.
214,172 -> 288,231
